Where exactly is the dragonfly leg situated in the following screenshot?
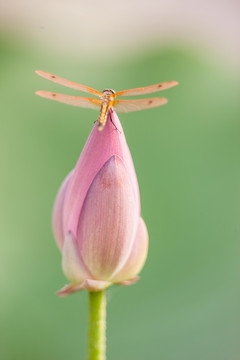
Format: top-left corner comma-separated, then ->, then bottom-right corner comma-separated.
109,109 -> 121,133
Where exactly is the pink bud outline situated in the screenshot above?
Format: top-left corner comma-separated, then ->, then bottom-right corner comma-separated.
53,110 -> 148,295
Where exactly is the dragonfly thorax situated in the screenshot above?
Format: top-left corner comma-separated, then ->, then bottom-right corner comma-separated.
101,89 -> 115,103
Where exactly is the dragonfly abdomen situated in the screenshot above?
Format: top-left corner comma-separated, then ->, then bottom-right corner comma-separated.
97,90 -> 115,131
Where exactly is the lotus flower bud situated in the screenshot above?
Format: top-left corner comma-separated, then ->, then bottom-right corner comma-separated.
53,110 -> 148,296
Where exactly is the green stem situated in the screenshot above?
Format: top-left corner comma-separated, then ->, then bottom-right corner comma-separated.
88,291 -> 106,360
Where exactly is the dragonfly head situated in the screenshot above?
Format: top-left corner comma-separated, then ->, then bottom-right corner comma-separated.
102,89 -> 115,95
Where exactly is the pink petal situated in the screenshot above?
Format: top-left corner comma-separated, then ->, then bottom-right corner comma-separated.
57,283 -> 84,297
81,279 -> 111,291
62,232 -> 92,283
52,171 -> 73,250
63,110 -> 140,239
77,155 -> 139,280
57,279 -> 111,297
111,217 -> 149,283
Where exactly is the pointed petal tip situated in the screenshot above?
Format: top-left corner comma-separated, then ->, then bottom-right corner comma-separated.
57,283 -> 84,297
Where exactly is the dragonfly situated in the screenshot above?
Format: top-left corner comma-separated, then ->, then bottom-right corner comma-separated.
35,70 -> 178,131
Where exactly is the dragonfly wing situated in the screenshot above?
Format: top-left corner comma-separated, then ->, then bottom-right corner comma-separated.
36,91 -> 101,110
35,70 -> 102,97
112,98 -> 168,113
115,81 -> 178,97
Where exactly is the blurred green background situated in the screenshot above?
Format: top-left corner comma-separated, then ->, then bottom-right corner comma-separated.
1,2 -> 240,359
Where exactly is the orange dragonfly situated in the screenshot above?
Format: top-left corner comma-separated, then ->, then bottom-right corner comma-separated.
35,70 -> 178,131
